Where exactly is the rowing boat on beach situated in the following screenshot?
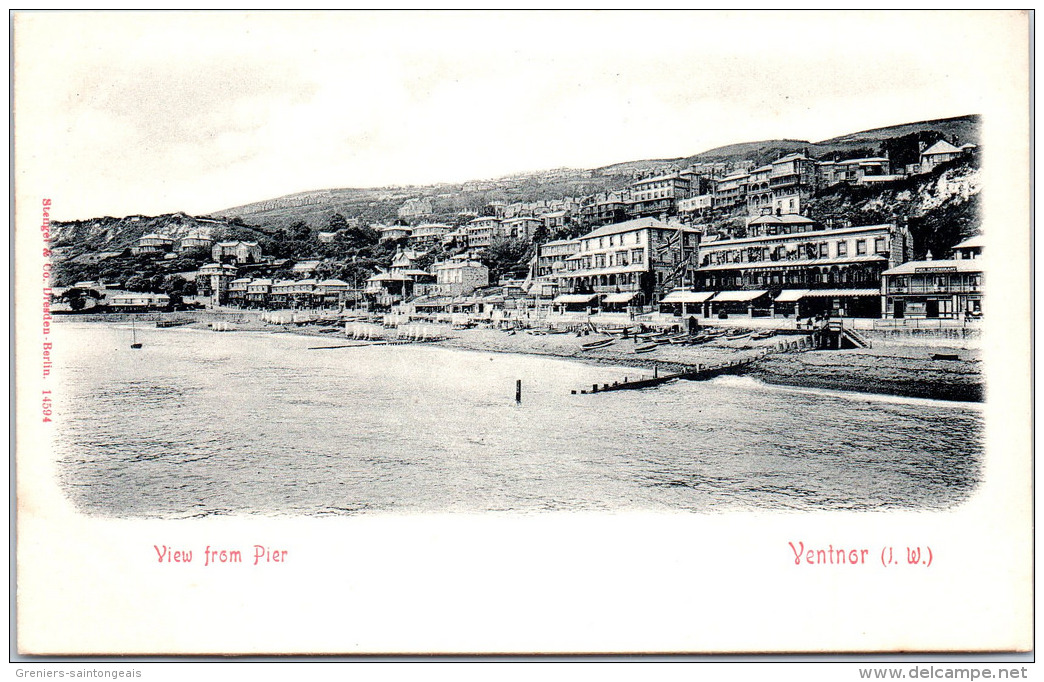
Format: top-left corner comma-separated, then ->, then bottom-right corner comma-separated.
582,338 -> 615,351
634,343 -> 659,353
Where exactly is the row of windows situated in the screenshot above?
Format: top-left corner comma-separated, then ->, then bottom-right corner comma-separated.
569,249 -> 646,271
703,237 -> 887,265
583,232 -> 645,250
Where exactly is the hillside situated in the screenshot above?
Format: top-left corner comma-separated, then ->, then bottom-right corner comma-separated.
210,114 -> 978,229
49,212 -> 271,256
50,113 -> 983,290
806,152 -> 981,259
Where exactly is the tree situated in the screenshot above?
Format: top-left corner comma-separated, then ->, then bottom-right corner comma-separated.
328,213 -> 348,233
125,275 -> 147,292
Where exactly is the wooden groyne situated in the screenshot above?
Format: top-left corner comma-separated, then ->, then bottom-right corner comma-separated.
573,358 -> 756,394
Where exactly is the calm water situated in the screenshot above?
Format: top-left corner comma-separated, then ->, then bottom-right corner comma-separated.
51,323 -> 984,518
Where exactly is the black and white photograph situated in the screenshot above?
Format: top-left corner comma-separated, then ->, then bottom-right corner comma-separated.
12,10 -> 1032,662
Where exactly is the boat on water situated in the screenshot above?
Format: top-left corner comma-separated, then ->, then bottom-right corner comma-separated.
130,319 -> 142,349
582,338 -> 615,351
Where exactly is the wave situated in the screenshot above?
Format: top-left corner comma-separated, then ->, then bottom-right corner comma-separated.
708,374 -> 984,410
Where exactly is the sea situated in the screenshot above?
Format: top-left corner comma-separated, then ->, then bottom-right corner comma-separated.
49,323 -> 984,518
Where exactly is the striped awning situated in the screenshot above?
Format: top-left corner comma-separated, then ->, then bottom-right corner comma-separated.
712,290 -> 768,302
660,290 -> 716,304
603,292 -> 638,304
774,289 -> 810,302
553,294 -> 598,304
801,288 -> 880,298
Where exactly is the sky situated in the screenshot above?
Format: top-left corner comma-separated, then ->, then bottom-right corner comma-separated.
13,10 -> 1028,221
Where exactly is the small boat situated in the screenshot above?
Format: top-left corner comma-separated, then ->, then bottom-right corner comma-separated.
582,338 -> 615,351
931,353 -> 961,361
130,319 -> 142,349
725,331 -> 753,340
634,343 -> 659,353
752,330 -> 777,340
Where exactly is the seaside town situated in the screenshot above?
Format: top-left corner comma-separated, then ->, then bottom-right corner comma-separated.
48,123 -> 984,401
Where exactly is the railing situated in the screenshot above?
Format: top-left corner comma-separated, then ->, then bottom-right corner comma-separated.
886,285 -> 981,294
872,318 -> 978,329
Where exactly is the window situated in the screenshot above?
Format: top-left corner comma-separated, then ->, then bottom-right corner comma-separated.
875,237 -> 886,253
819,243 -> 828,257
837,241 -> 848,256
609,235 -> 615,247
632,249 -> 644,264
856,240 -> 867,255
595,255 -> 606,268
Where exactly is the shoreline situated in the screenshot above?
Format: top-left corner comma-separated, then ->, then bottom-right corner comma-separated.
59,315 -> 984,403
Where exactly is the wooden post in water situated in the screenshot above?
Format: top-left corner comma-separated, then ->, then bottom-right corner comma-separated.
516,379 -> 522,403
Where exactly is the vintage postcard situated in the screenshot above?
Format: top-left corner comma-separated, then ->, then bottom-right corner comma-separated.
12,10 -> 1032,657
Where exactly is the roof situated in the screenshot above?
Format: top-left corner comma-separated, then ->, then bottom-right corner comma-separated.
882,259 -> 983,276
198,263 -> 237,273
435,260 -> 486,270
953,234 -> 984,250
317,279 -> 350,286
748,214 -> 817,226
921,140 -> 962,156
772,153 -> 809,164
542,238 -> 580,248
632,173 -> 683,185
368,272 -> 411,282
580,217 -> 688,241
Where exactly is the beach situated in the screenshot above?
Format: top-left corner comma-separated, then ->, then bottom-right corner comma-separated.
435,326 -> 983,403
60,311 -> 984,402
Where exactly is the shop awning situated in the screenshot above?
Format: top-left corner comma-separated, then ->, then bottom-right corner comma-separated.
660,290 -> 716,304
712,290 -> 768,302
774,289 -> 810,302
603,292 -> 638,304
801,288 -> 880,298
552,294 -> 598,304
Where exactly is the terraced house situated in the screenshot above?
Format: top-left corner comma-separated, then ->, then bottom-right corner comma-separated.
557,217 -> 700,309
691,216 -> 912,318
